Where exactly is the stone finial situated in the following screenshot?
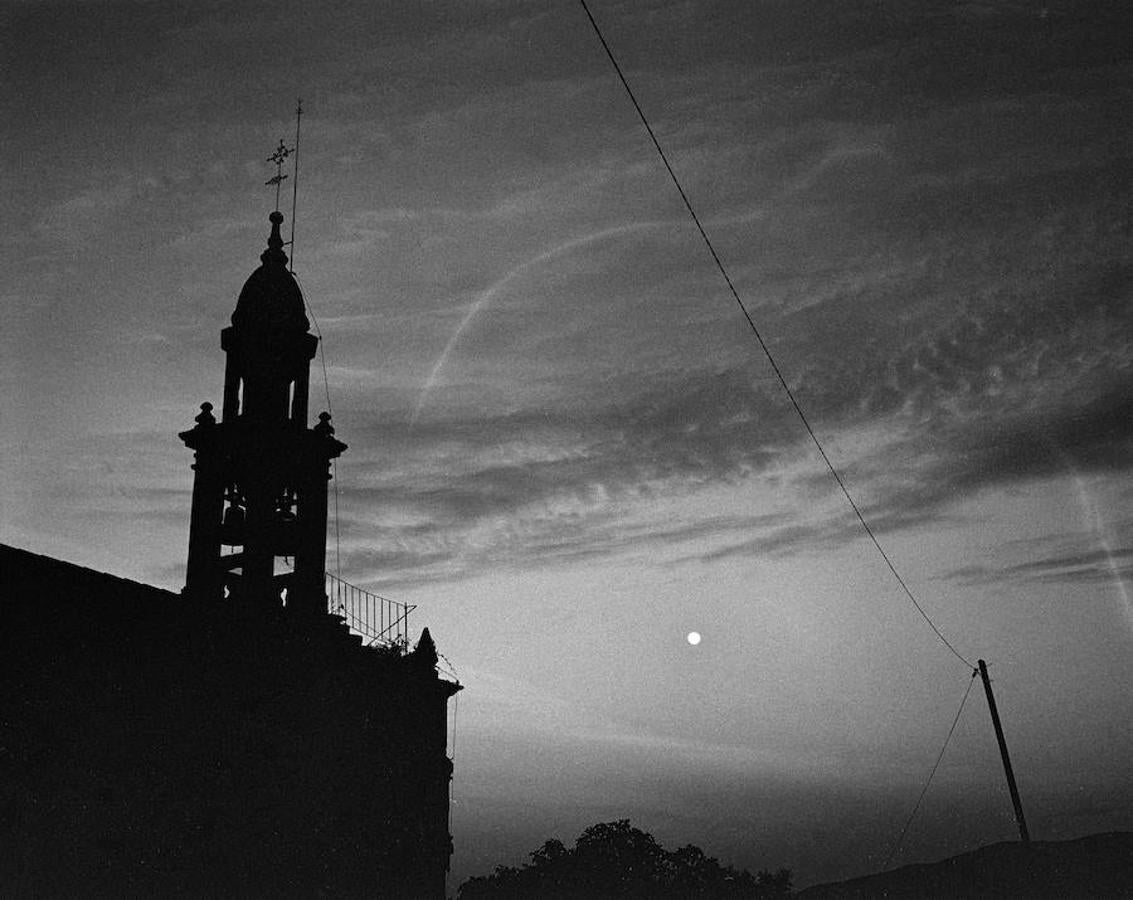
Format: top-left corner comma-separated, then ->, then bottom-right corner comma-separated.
413,627 -> 438,668
195,402 -> 216,427
260,210 -> 288,267
314,411 -> 334,437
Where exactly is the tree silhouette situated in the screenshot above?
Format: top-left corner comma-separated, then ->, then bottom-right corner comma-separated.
458,819 -> 791,898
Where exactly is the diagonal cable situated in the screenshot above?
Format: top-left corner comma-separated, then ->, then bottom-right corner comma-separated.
577,0 -> 972,669
294,270 -> 342,578
883,669 -> 979,870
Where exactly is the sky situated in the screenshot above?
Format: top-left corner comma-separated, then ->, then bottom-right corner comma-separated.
2,0 -> 1131,889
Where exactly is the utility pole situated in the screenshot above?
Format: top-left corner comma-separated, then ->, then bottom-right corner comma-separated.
978,659 -> 1031,843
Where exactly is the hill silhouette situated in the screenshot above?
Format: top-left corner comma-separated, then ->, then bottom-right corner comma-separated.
798,832 -> 1133,899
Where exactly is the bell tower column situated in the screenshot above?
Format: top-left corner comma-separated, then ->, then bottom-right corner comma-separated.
182,402 -> 225,602
290,412 -> 338,617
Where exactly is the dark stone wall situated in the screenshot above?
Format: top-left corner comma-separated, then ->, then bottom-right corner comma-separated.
1,544 -> 456,898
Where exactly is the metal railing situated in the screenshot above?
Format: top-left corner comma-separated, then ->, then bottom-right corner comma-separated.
325,572 -> 416,648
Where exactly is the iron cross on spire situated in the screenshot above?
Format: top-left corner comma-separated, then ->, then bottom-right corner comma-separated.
265,138 -> 293,212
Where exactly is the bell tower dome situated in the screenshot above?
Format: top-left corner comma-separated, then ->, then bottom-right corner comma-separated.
180,212 -> 345,615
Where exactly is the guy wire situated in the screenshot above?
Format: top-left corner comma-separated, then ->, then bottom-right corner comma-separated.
294,269 -> 341,578
882,669 -> 979,870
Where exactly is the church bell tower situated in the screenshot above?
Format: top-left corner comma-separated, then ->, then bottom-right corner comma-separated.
180,211 -> 345,615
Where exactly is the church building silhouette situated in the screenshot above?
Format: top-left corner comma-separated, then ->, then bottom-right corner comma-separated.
1,212 -> 461,897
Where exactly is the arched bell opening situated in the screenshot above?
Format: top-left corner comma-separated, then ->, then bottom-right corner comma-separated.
220,486 -> 246,547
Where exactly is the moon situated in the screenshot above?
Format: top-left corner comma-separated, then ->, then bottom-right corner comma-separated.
686,631 -> 701,646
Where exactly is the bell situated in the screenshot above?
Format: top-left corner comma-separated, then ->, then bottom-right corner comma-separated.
221,504 -> 245,546
276,491 -> 297,522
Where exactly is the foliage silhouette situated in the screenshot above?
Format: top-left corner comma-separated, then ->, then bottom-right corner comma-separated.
458,819 -> 791,899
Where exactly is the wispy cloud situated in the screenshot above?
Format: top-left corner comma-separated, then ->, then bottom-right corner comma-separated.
945,514 -> 1133,589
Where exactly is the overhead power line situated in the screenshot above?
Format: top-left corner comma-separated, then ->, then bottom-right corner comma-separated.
577,0 -> 973,669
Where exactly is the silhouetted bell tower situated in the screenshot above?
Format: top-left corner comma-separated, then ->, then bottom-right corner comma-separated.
180,211 -> 345,615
